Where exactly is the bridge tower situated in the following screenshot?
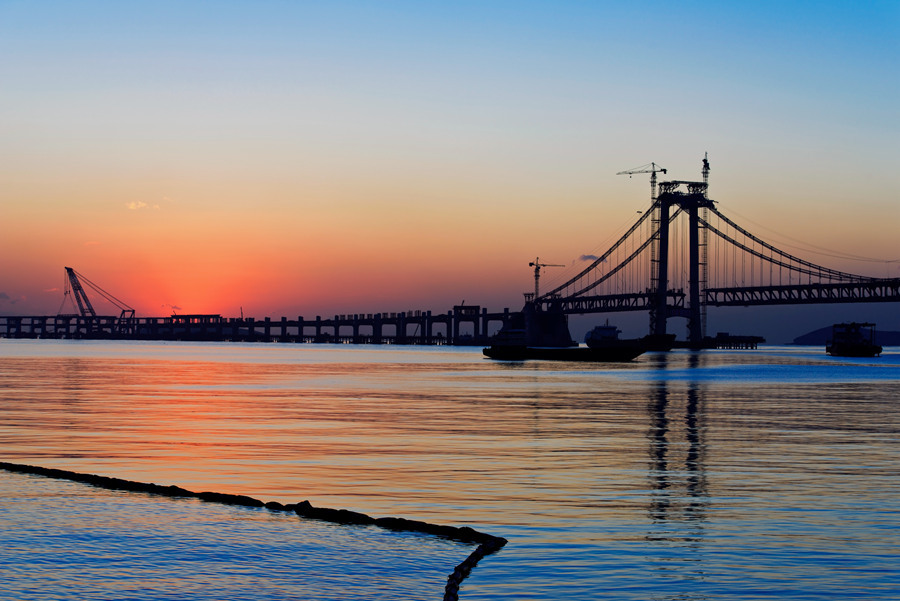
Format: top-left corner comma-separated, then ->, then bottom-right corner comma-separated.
700,154 -> 710,338
651,180 -> 715,345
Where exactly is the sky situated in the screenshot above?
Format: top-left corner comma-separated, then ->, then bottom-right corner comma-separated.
1,1 -> 898,342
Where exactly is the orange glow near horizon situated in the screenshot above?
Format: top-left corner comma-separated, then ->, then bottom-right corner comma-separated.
4,172 -> 899,321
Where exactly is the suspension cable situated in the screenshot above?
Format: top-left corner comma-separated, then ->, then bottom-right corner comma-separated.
540,199 -> 661,299
569,209 -> 683,298
700,215 -> 874,283
705,206 -> 872,282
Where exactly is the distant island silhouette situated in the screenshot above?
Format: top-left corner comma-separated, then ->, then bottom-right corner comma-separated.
791,326 -> 900,346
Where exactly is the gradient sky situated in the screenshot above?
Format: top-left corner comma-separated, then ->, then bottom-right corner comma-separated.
1,1 -> 898,341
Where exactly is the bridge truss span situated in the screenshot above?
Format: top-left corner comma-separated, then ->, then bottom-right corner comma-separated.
549,290 -> 686,314
706,279 -> 900,307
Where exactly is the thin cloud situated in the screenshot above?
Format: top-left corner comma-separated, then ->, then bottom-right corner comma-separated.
44,287 -> 60,293
579,254 -> 606,262
126,201 -> 161,210
0,292 -> 25,304
130,194 -> 169,211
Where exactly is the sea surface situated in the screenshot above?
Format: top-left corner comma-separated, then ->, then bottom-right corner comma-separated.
1,340 -> 898,600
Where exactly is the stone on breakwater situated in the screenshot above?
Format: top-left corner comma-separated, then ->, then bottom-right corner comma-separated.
196,490 -> 265,507
294,500 -> 509,549
294,500 -> 376,525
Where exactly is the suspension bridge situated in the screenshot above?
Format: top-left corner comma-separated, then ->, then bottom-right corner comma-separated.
532,156 -> 900,346
2,156 -> 897,345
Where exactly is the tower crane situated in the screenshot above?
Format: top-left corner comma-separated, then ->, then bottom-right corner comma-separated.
702,152 -> 710,191
529,257 -> 564,299
616,162 -> 667,201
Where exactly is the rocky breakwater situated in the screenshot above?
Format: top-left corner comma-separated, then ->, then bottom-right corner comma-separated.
0,461 -> 506,600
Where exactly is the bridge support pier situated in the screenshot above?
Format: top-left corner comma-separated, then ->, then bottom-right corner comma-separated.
651,194 -> 671,339
688,204 -> 703,344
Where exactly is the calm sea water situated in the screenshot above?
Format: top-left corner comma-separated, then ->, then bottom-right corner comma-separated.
1,340 -> 898,600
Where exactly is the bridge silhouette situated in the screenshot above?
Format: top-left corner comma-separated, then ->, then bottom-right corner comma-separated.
531,158 -> 900,345
2,157 -> 898,345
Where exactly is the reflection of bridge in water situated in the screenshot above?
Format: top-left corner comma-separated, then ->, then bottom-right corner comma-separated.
533,157 -> 900,345
646,353 -> 708,531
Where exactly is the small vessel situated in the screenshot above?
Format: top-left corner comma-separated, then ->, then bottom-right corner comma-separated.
482,344 -> 646,362
583,321 -> 624,348
483,321 -> 647,362
826,322 -> 882,357
584,321 -> 662,353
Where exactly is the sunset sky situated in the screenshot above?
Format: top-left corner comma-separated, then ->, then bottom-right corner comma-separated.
1,1 -> 898,341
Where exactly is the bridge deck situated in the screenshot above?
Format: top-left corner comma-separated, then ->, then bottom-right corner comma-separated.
544,280 -> 900,314
0,308 -> 516,346
704,280 -> 900,307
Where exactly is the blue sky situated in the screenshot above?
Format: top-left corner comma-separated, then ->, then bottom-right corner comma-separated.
1,1 -> 898,341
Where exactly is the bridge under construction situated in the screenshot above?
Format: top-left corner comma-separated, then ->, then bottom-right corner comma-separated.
0,306 -> 513,345
531,155 -> 899,345
2,156 -> 898,346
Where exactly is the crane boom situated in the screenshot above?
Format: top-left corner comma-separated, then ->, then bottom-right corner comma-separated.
617,162 -> 667,201
529,257 -> 564,299
64,266 -> 96,318
59,267 -> 136,334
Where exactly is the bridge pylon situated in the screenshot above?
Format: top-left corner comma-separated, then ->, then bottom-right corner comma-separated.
651,181 -> 715,346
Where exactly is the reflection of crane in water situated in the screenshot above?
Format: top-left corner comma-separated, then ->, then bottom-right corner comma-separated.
58,267 -> 135,334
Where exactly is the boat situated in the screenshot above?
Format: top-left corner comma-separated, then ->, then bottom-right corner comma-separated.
482,344 -> 646,362
585,320 -> 666,353
826,322 -> 882,357
483,321 -> 647,362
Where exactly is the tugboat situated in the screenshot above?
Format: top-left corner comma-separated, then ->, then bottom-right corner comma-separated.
586,320 -> 677,352
826,322 -> 882,357
583,321 -> 623,348
583,321 -> 649,355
